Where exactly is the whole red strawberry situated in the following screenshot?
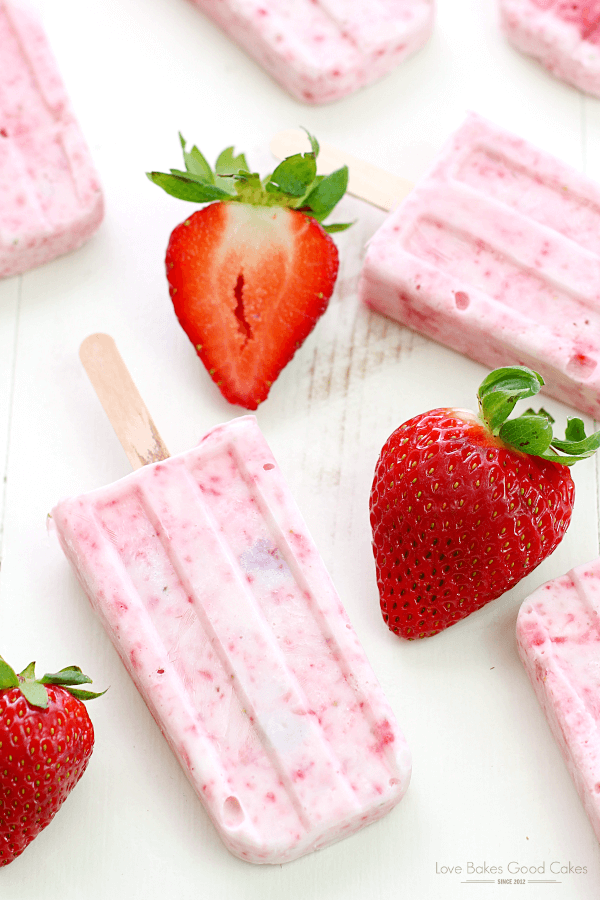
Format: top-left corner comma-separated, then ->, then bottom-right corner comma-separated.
148,133 -> 350,409
370,367 -> 600,640
0,658 -> 104,866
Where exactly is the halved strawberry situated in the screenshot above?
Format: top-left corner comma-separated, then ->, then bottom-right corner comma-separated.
148,133 -> 350,409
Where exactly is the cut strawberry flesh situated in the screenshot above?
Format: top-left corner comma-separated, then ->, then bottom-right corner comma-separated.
166,202 -> 339,409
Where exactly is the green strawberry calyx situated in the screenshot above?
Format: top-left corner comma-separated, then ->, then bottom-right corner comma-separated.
0,657 -> 106,709
146,130 -> 352,234
477,366 -> 600,466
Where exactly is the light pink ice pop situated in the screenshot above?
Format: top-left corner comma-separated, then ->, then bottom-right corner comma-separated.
517,558 -> 600,843
358,112 -> 600,419
0,0 -> 103,278
500,0 -> 600,96
188,0 -> 435,104
51,337 -> 411,864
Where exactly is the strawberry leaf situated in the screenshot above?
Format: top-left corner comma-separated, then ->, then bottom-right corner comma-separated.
63,687 -> 107,700
0,657 -> 19,690
482,391 -> 522,432
266,153 -> 317,197
479,366 -> 544,397
20,680 -> 48,709
168,169 -> 236,194
323,221 -> 353,233
523,406 -> 554,424
215,146 -> 249,176
146,172 -> 233,203
19,661 -> 36,680
303,166 -> 349,222
179,134 -> 213,180
168,169 -> 238,199
499,414 -> 553,456
478,366 -> 544,434
565,416 -> 586,442
533,448 -> 589,465
41,666 -> 93,687
550,419 -> 600,458
303,129 -> 320,158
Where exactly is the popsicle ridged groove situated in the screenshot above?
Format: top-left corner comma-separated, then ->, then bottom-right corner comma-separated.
225,441 -> 400,772
456,146 -> 600,255
136,462 -> 321,834
121,445 -> 385,826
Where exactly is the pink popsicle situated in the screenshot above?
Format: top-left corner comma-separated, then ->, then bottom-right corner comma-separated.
358,112 -> 600,419
517,558 -> 600,843
0,0 -> 103,277
51,336 -> 411,864
187,0 -> 434,104
500,0 -> 600,96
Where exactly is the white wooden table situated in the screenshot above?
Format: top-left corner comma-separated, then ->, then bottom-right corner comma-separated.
2,0 -> 600,897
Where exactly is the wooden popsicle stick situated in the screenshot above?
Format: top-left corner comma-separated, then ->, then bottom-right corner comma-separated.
269,128 -> 414,212
79,334 -> 170,470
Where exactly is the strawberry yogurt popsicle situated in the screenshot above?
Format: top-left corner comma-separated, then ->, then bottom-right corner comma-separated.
358,112 -> 600,420
188,0 -> 435,104
500,0 -> 600,96
51,337 -> 411,864
517,558 -> 600,844
0,0 -> 103,278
